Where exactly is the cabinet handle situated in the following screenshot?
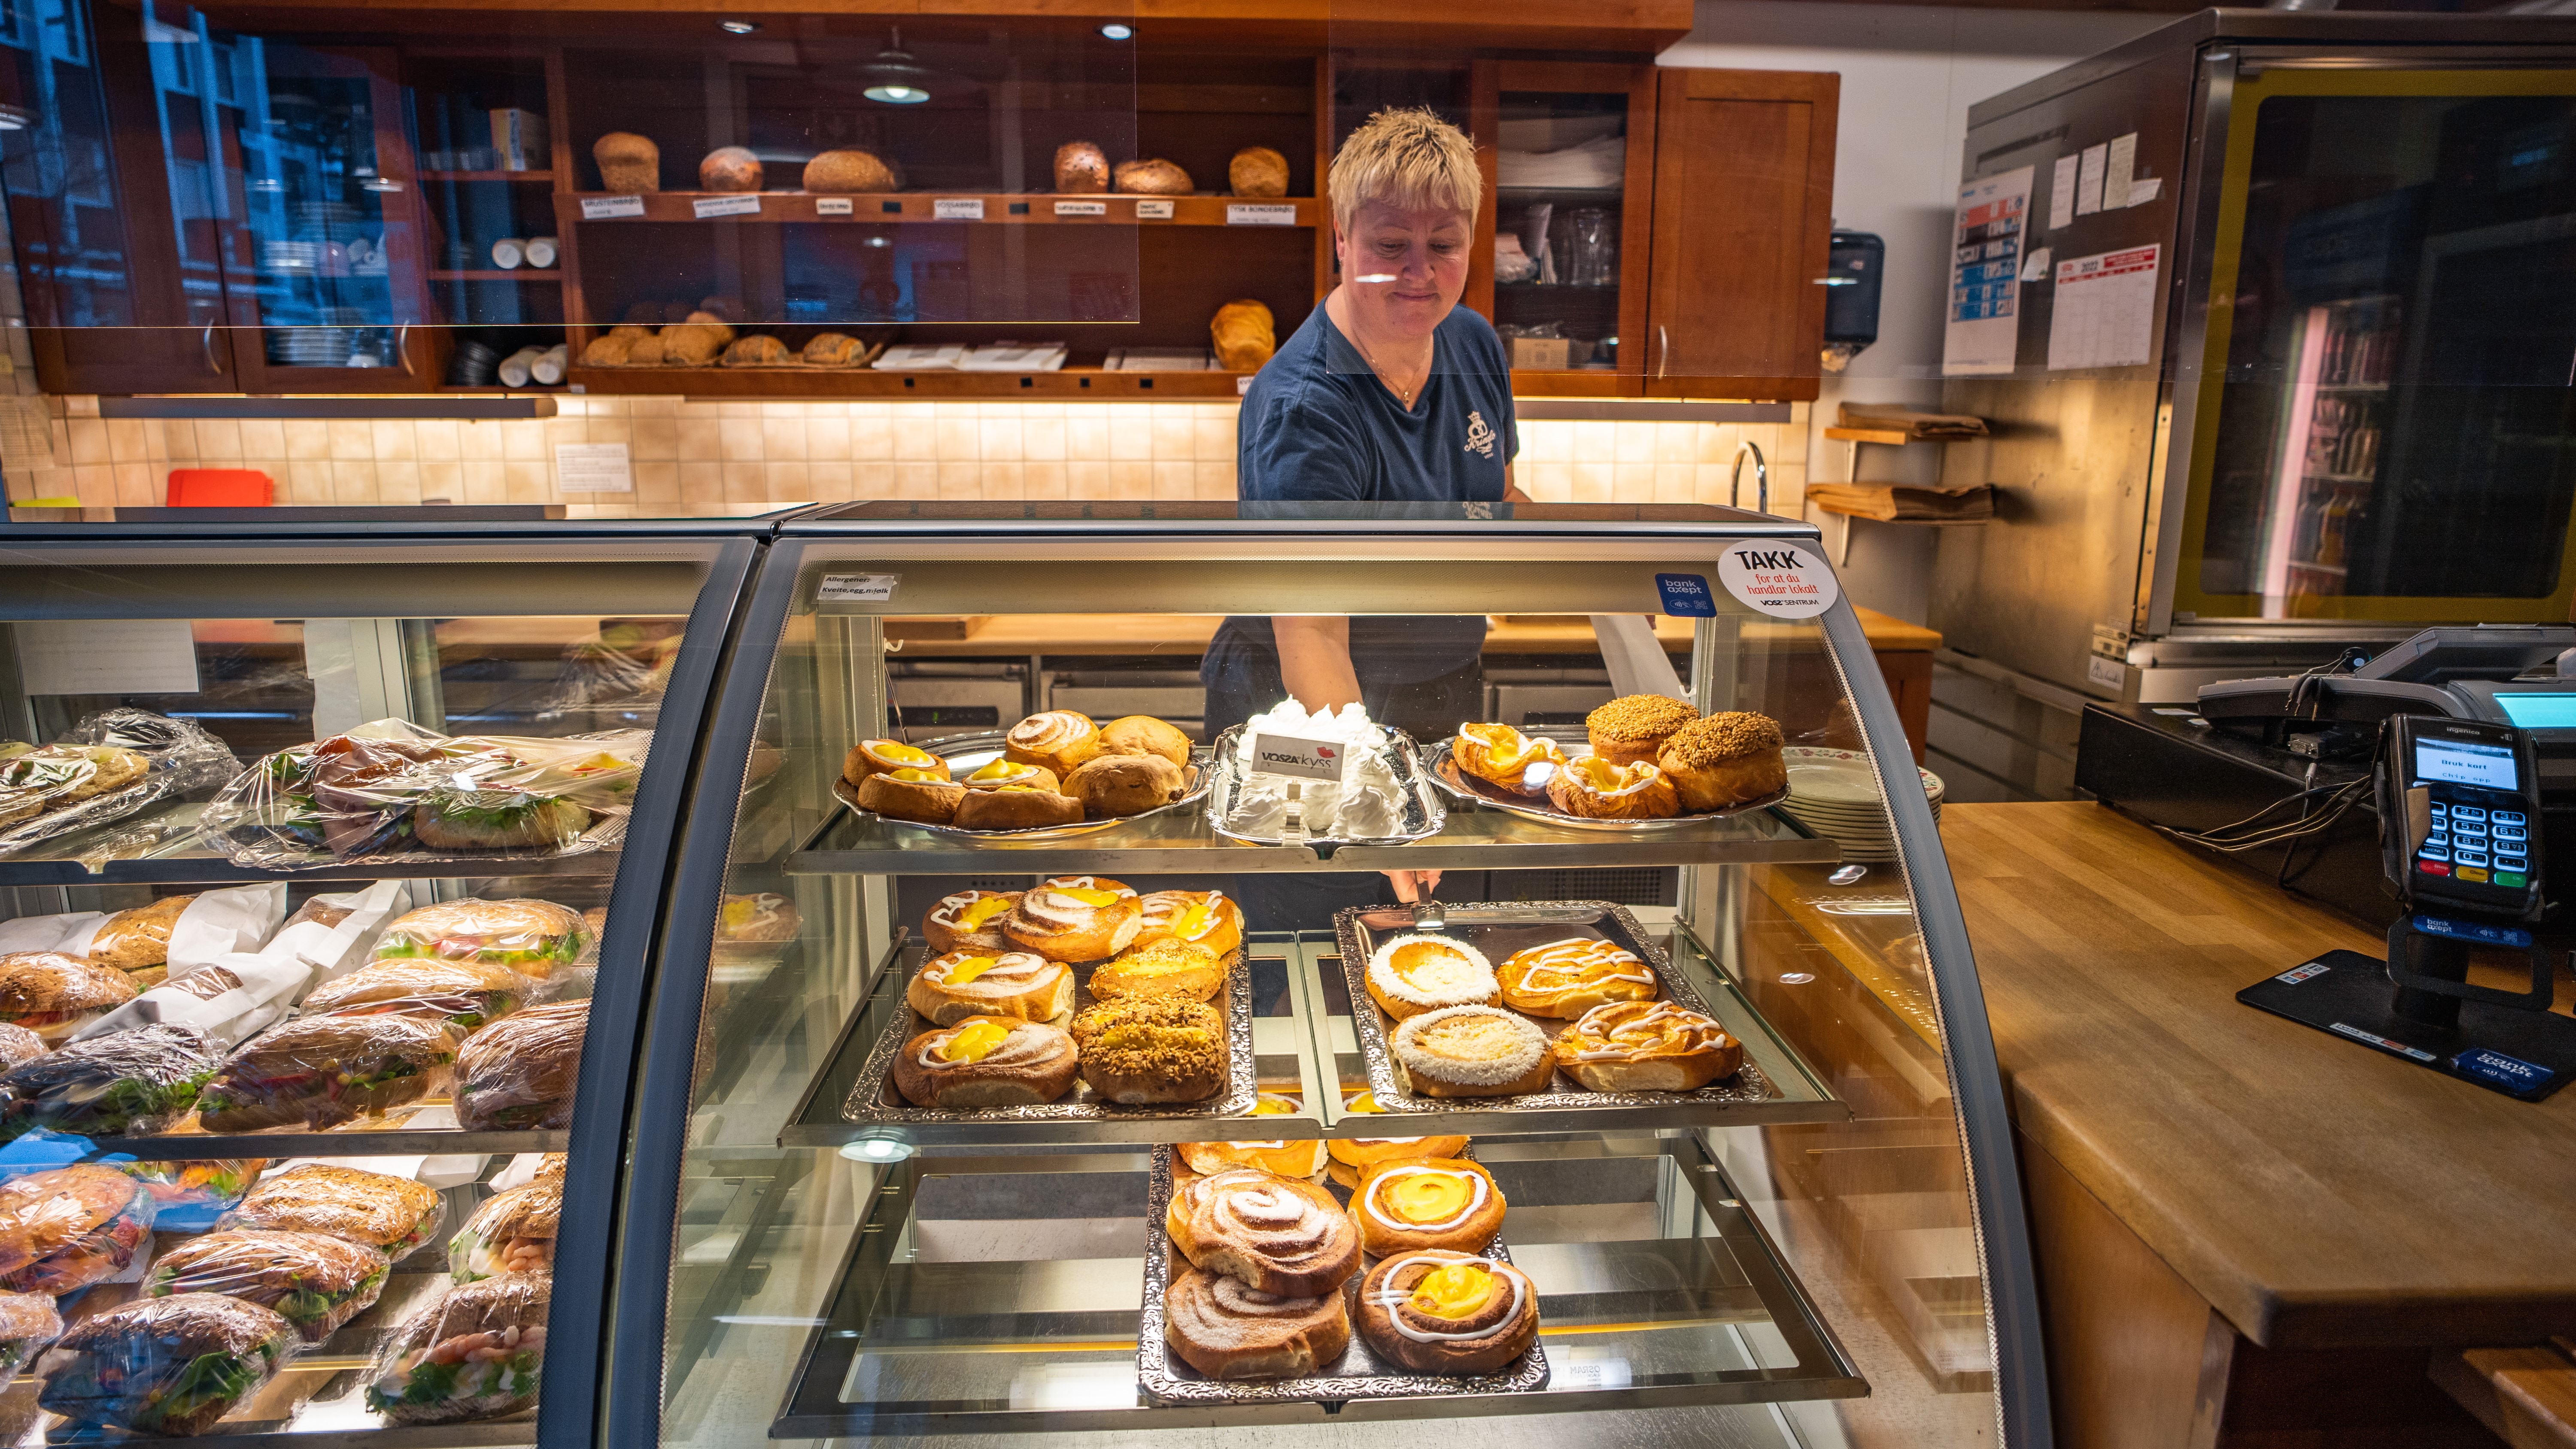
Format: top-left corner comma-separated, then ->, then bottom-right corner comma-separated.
200,325 -> 220,374
1656,325 -> 1669,380
395,325 -> 411,373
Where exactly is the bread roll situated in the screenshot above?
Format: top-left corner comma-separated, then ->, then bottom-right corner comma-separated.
1115,158 -> 1192,195
579,334 -> 632,367
1229,146 -> 1289,198
660,322 -> 727,368
608,323 -> 651,341
625,329 -> 666,366
1054,141 -> 1109,194
803,148 -> 902,192
696,295 -> 747,324
593,132 -> 659,193
721,334 -> 790,367
802,332 -> 865,367
682,310 -> 737,343
1211,298 -> 1276,372
699,146 -> 763,192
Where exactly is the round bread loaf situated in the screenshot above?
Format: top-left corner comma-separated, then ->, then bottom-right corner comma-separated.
720,334 -> 790,368
1211,298 -> 1276,372
802,332 -> 865,367
803,148 -> 901,193
1115,158 -> 1193,195
1229,146 -> 1289,197
592,132 -> 659,193
659,322 -> 727,368
625,330 -> 667,366
579,334 -> 632,367
699,146 -> 764,192
1054,140 -> 1109,193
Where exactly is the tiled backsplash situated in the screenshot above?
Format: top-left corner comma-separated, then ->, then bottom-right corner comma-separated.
9,397 -> 1810,516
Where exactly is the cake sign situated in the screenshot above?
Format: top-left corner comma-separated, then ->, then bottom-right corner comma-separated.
1247,732 -> 1343,782
1714,541 -> 1839,620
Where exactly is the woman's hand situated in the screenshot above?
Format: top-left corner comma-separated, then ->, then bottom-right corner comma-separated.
1382,869 -> 1443,903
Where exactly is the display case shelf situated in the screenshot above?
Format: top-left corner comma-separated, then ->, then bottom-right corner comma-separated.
559,192 -> 1318,227
87,1122 -> 567,1162
0,802 -> 623,887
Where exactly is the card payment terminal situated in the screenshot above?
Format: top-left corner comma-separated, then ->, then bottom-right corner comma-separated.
2380,716 -> 2544,919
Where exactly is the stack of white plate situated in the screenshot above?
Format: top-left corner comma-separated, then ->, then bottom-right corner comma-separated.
1780,746 -> 1944,863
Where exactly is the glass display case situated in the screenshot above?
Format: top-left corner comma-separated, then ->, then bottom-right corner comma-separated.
603,504 -> 2042,1449
0,519 -> 753,1445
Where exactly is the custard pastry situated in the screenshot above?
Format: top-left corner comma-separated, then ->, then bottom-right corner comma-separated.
1496,937 -> 1658,1018
1656,711 -> 1788,812
1349,1156 -> 1506,1256
1355,1250 -> 1539,1376
1585,694 -> 1699,769
1002,876 -> 1142,961
1133,890 -> 1245,964
950,787 -> 1084,831
1388,1005 -> 1554,1098
853,769 -> 966,824
957,759 -> 1058,793
1177,1093 -> 1327,1179
1068,994 -> 1224,1104
1326,1091 -> 1469,1189
1091,937 -> 1226,1003
905,948 -> 1073,1026
1003,711 -> 1101,776
1099,715 -> 1191,768
1452,722 -> 1565,796
1364,935 -> 1498,1022
841,738 -> 949,790
889,1016 -> 1079,1108
922,889 -> 1020,954
1555,999 -> 1742,1092
1544,755 -> 1680,820
1164,1166 -> 1361,1297
1163,1266 -> 1349,1381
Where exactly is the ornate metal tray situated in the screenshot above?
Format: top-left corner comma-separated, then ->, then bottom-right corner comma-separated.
1203,725 -> 1446,849
832,728 -> 1211,843
1422,726 -> 1787,832
1336,900 -> 1779,1113
1136,1146 -> 1549,1406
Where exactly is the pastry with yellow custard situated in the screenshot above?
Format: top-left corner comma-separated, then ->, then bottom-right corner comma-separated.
922,890 -> 1022,955
889,1015 -> 1078,1108
1544,754 -> 1680,820
1355,1249 -> 1540,1375
1068,994 -> 1224,1104
1133,890 -> 1245,964
950,784 -> 1083,831
1364,934 -> 1498,1022
1349,1157 -> 1504,1255
1178,1093 -> 1327,1179
958,759 -> 1059,793
841,738 -> 949,790
1091,937 -> 1226,1003
1451,721 -> 1565,797
905,947 -> 1073,1026
853,767 -> 966,824
1002,875 -> 1144,962
1325,1091 -> 1468,1188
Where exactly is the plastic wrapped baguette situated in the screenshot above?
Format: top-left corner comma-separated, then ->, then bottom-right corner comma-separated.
220,1163 -> 446,1262
453,999 -> 586,1131
149,1229 -> 392,1343
368,897 -> 588,975
36,1292 -> 297,1436
0,1023 -> 223,1139
195,1014 -> 460,1132
0,1164 -> 156,1295
364,1273 -> 548,1425
301,957 -> 536,1032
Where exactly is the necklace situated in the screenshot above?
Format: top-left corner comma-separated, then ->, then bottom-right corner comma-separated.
1352,331 -> 1426,407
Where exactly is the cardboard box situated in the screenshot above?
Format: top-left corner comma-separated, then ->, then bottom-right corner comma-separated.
1510,335 -> 1572,370
490,109 -> 550,171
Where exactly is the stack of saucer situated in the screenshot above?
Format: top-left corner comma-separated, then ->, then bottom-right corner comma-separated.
1780,746 -> 1944,863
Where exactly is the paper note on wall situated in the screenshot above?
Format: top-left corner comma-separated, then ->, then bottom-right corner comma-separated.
555,442 -> 634,494
2077,143 -> 2107,216
2048,245 -> 2160,371
14,620 -> 201,697
2103,133 -> 2138,211
2049,153 -> 2079,230
1941,164 -> 2032,377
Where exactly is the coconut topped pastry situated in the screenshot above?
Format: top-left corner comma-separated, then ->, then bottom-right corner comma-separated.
1364,935 -> 1498,1021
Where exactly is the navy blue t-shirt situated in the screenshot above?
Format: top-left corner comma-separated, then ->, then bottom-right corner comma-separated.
1204,305 -> 1517,700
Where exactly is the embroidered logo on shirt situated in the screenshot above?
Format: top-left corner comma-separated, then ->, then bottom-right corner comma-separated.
1463,410 -> 1498,459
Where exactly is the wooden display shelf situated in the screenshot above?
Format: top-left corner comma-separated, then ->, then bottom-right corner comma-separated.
430,269 -> 562,282
420,168 -> 554,183
569,363 -> 1251,399
557,191 -> 1318,227
1821,424 -> 1913,447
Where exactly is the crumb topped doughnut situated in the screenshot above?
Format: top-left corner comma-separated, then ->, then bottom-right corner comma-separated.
1364,935 -> 1498,1021
1656,711 -> 1788,812
1586,694 -> 1700,767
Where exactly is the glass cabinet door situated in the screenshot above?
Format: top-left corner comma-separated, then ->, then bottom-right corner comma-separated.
618,506 -> 2037,1449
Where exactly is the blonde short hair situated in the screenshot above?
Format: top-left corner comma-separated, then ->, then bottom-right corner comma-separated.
1329,106 -> 1481,235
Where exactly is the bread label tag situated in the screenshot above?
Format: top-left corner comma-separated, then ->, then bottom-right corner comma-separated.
1054,200 -> 1106,217
817,573 -> 900,605
1246,732 -> 1343,782
580,195 -> 644,220
1714,541 -> 1839,620
815,197 -> 854,216
694,194 -> 761,219
935,198 -> 984,220
1227,203 -> 1295,226
1135,200 -> 1175,220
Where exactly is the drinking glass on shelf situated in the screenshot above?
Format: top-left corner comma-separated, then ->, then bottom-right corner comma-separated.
1567,207 -> 1615,287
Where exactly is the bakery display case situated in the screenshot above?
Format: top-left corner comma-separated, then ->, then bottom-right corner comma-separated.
603,503 -> 2045,1449
0,519 -> 754,1444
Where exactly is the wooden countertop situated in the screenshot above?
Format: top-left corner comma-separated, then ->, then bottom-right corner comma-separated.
1947,802 -> 2576,1351
891,605 -> 1939,657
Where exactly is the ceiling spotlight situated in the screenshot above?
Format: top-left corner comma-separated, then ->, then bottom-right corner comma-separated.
719,19 -> 759,34
1098,22 -> 1133,39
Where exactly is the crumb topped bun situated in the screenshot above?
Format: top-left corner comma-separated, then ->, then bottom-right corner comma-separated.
1068,994 -> 1224,1104
1389,1005 -> 1554,1098
1656,711 -> 1788,812
1364,936 -> 1497,1021
1586,694 -> 1700,768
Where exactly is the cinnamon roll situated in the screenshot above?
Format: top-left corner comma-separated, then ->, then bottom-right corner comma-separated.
1349,1157 -> 1506,1256
1178,1094 -> 1327,1179
1364,935 -> 1498,1021
1069,995 -> 1224,1104
1355,1250 -> 1540,1376
1003,711 -> 1102,776
1585,694 -> 1699,769
1452,722 -> 1565,796
1001,876 -> 1143,962
1389,1005 -> 1554,1098
1496,938 -> 1658,1018
889,1016 -> 1079,1108
922,889 -> 1021,954
905,948 -> 1073,1027
1163,1266 -> 1350,1381
1657,711 -> 1787,812
1134,890 -> 1245,964
1544,755 -> 1680,820
1091,938 -> 1226,1003
1555,999 -> 1742,1092
841,738 -> 949,790
1165,1167 -> 1361,1297
1325,1091 -> 1469,1189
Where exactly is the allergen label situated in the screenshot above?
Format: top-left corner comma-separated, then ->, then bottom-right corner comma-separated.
1135,200 -> 1174,220
693,194 -> 761,219
1714,541 -> 1839,620
1227,203 -> 1295,226
580,195 -> 645,220
934,198 -> 984,220
1054,200 -> 1106,217
817,573 -> 900,605
814,197 -> 854,216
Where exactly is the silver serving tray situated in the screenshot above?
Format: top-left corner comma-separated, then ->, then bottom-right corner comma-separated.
1336,900 -> 1779,1113
1136,1146 -> 1548,1406
1422,726 -> 1788,832
1203,725 -> 1446,848
833,729 -> 1211,843
841,945 -> 1258,1126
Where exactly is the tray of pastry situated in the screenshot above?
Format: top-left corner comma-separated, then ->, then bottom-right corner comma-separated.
841,881 -> 1259,1127
833,714 -> 1212,842
1335,900 -> 1779,1115
1424,705 -> 1790,832
1137,1142 -> 1547,1406
1204,725 -> 1446,848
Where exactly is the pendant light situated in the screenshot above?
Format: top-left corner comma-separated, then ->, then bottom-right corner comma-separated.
857,28 -> 968,106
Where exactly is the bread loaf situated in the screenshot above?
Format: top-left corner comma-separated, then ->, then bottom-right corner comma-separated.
803,148 -> 902,192
625,330 -> 666,366
721,334 -> 790,367
579,334 -> 633,367
699,146 -> 763,192
1055,140 -> 1109,194
683,310 -> 738,342
1229,146 -> 1289,198
593,132 -> 659,193
802,332 -> 865,367
1211,299 -> 1276,372
660,322 -> 729,368
1115,158 -> 1193,195
608,323 -> 651,341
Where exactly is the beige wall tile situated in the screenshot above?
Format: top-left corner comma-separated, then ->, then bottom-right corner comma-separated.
412,419 -> 460,462
106,419 -> 150,462
718,419 -> 763,461
936,460 -> 979,498
234,419 -> 284,461
1525,460 -> 1573,500
1021,417 -> 1065,461
419,462 -> 464,504
1066,410 -> 1109,461
287,461 -> 335,505
61,396 -> 98,418
676,420 -> 720,461
851,414 -> 891,458
1194,460 -> 1234,500
113,463 -> 154,507
544,418 -> 586,452
1613,461 -> 1656,501
766,461 -> 810,501
1024,461 -> 1066,499
893,418 -> 936,461
807,461 -> 853,501
1657,423 -> 1701,465
980,461 -> 1023,499
934,416 -> 977,460
1149,409 -> 1192,460
677,462 -> 721,502
761,418 -> 806,460
65,420 -> 108,465
978,417 -> 1021,461
675,401 -> 723,422
370,419 -> 416,459
854,461 -> 894,498
721,461 -> 764,504
376,460 -> 422,505
24,466 -> 72,501
503,461 -> 548,504
1109,459 -> 1153,500
1108,413 -> 1153,462
462,462 -> 507,506
628,395 -> 681,417
629,419 -> 677,460
807,416 -> 849,459
333,461 -> 379,503
1066,460 -> 1108,498
457,421 -> 503,461
192,420 -> 243,461
1614,422 -> 1662,465
71,465 -> 112,506
1193,413 -> 1233,461
156,421 -> 198,459
1652,462 -> 1695,505
633,461 -> 680,504
894,462 -> 938,499
1571,459 -> 1612,504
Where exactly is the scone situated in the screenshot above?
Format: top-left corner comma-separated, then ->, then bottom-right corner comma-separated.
1389,1005 -> 1554,1098
1065,753 -> 1186,817
1100,715 -> 1191,767
1585,694 -> 1700,769
1657,711 -> 1788,812
1364,935 -> 1498,1021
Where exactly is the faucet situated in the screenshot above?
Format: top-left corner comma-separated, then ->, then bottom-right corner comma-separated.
1731,440 -> 1768,516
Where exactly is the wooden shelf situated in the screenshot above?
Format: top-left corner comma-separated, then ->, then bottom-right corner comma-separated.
430,269 -> 562,282
559,192 -> 1319,227
569,364 -> 1250,400
1823,425 -> 1914,446
420,169 -> 554,183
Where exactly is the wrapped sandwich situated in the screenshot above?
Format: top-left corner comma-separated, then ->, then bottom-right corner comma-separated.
300,957 -> 534,1033
369,898 -> 587,976
448,1178 -> 559,1282
115,1160 -> 266,1231
0,1023 -> 222,1139
453,1000 -> 586,1132
0,1163 -> 155,1294
195,1014 -> 459,1133
84,894 -> 194,987
0,952 -> 137,1042
149,1229 -> 391,1343
220,1163 -> 446,1262
364,1274 -> 547,1425
0,1024 -> 44,1075
36,1292 -> 295,1436
0,1290 -> 60,1376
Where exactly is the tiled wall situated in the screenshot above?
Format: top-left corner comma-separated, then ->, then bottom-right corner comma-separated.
10,396 -> 1810,516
